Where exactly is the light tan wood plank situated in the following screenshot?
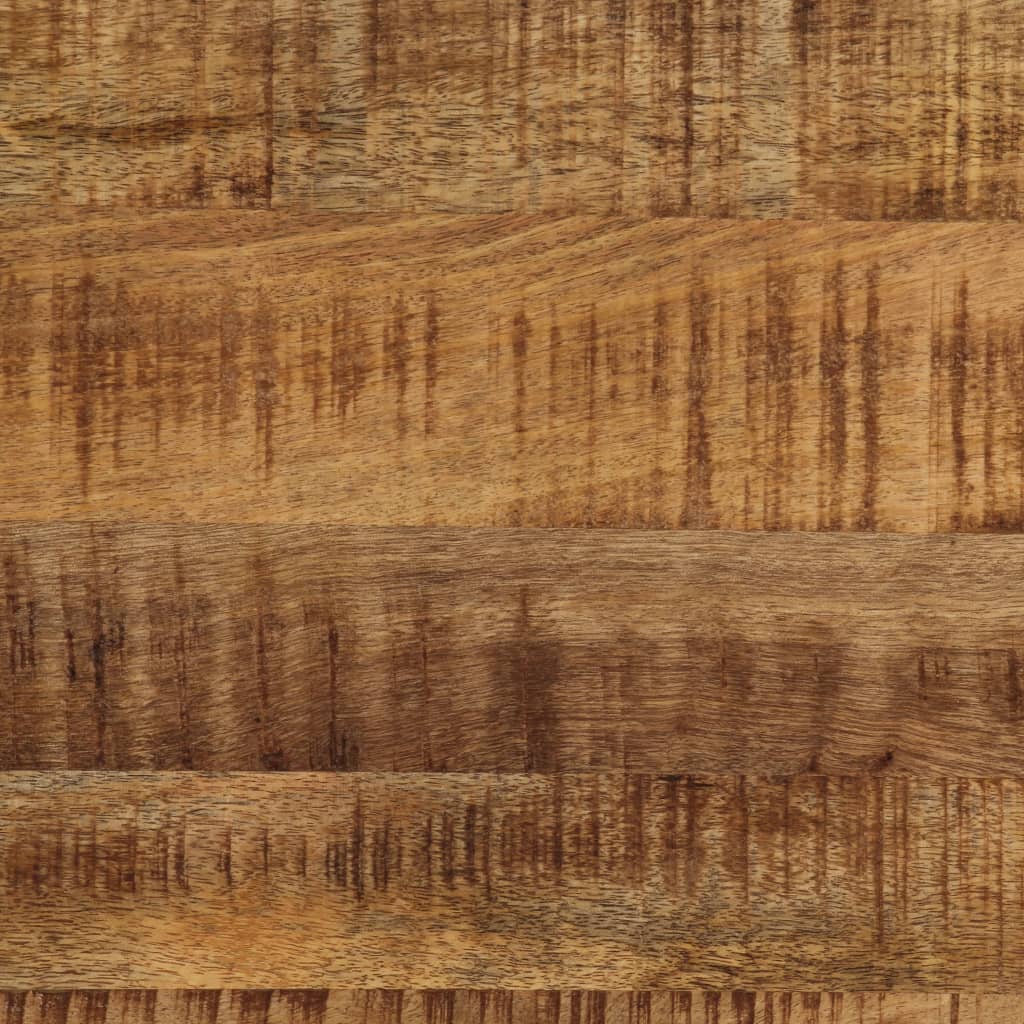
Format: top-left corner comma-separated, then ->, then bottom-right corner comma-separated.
3,525 -> 1024,773
0,991 -> 1020,1024
3,0 -> 1024,218
2,213 -> 1024,528
1,772 -> 1023,989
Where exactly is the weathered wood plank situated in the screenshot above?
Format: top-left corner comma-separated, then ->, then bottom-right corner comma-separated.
0,772 -> 1022,989
2,214 -> 1024,529
0,990 -> 1018,1024
3,0 -> 1023,218
3,526 -> 1024,773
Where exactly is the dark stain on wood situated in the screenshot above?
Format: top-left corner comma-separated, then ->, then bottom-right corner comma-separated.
424,292 -> 440,436
859,264 -> 882,530
950,276 -> 970,528
682,270 -> 713,528
819,260 -> 848,530
764,262 -> 797,531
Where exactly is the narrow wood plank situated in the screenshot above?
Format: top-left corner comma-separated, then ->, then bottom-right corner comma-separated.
3,213 -> 1024,529
0,991 -> 1018,1024
4,0 -> 1023,218
1,772 -> 1023,989
4,526 -> 1024,774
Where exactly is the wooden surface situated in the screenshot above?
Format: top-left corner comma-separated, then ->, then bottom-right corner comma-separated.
2,771 -> 1024,989
1,991 -> 1021,1024
3,0 -> 1024,218
3,214 -> 1024,529
3,0 -> 1024,1013
2,526 -> 1024,774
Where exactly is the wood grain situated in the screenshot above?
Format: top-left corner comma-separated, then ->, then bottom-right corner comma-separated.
4,214 -> 1024,529
0,990 -> 1020,1024
3,525 -> 1024,774
2,771 -> 1024,989
3,0 -> 1024,218
4,0 -> 1024,1005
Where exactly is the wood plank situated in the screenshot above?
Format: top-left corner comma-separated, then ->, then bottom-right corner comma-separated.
0,991 -> 1019,1024
1,772 -> 1023,989
3,0 -> 1023,218
4,526 -> 1024,774
3,214 -> 1024,529
0,0 -> 276,210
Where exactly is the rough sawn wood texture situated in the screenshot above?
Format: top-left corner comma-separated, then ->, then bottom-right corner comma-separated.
1,772 -> 1023,990
2,215 -> 1024,529
2,0 -> 1024,218
2,526 -> 1024,775
0,991 -> 1020,1024
2,0 -> 1024,1016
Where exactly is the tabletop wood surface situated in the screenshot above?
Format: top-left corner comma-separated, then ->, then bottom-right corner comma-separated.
1,0 -> 1023,1019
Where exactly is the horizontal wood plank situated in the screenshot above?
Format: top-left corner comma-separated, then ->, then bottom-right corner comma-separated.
3,526 -> 1024,773
1,772 -> 1023,988
2,0 -> 1023,219
3,214 -> 1024,529
0,990 -> 1018,1024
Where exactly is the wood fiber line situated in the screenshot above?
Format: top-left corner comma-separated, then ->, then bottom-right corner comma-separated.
3,214 -> 1024,529
2,772 -> 1024,988
3,0 -> 1024,218
0,991 -> 1021,1024
4,525 -> 1024,773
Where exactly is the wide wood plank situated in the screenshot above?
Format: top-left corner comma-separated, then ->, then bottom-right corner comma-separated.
0,990 -> 1018,1024
3,214 -> 1024,528
3,0 -> 1023,218
3,526 -> 1024,773
1,772 -> 1023,989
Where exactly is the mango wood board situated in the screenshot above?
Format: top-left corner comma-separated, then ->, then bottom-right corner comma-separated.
0,772 -> 1022,989
3,0 -> 1024,1011
3,215 -> 1024,529
0,990 -> 1019,1024
2,526 -> 1024,774
2,0 -> 1023,218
